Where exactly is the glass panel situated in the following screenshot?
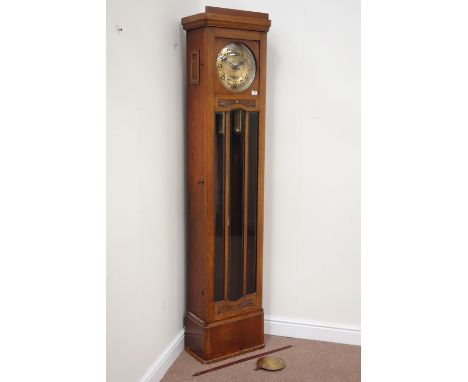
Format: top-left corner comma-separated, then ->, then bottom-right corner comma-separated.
214,113 -> 225,302
246,112 -> 259,294
228,109 -> 245,301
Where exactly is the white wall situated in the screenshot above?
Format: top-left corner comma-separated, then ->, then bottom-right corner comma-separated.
108,0 -> 359,380
107,1 -> 198,381
272,0 -> 360,326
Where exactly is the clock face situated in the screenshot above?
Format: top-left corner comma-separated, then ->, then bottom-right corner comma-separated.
216,43 -> 256,92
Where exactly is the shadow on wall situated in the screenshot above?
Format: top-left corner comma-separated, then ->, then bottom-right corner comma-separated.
179,21 -> 189,330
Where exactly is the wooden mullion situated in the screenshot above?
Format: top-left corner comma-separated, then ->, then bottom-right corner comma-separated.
242,112 -> 249,296
255,32 -> 267,308
223,112 -> 230,301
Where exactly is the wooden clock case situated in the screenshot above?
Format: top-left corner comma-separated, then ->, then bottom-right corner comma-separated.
181,7 -> 271,363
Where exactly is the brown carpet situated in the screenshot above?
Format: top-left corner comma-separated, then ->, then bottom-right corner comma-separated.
162,335 -> 361,381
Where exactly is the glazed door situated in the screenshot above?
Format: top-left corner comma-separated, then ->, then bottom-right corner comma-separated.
213,109 -> 259,313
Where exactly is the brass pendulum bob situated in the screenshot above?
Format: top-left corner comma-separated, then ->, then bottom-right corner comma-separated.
255,356 -> 286,371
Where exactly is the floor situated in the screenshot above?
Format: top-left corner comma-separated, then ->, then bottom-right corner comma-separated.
162,335 -> 361,381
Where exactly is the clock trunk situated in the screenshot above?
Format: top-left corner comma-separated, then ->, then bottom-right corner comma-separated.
182,6 -> 271,363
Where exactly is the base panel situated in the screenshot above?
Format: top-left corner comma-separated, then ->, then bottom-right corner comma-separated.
184,309 -> 264,363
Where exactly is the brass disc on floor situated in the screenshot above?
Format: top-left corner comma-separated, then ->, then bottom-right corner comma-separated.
256,356 -> 286,371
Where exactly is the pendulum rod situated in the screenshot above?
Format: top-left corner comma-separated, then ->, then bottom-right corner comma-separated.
192,344 -> 292,377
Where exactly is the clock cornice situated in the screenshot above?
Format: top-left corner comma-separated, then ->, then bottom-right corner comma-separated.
181,6 -> 271,32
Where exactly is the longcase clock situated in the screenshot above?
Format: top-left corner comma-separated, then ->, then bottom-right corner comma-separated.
181,6 -> 271,363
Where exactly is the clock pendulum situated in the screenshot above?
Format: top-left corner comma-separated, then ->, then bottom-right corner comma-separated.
181,7 -> 271,363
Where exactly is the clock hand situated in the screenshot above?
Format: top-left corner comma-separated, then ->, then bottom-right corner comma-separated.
226,60 -> 237,69
229,59 -> 246,70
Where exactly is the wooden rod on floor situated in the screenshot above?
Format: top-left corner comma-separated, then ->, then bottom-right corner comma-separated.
192,345 -> 292,377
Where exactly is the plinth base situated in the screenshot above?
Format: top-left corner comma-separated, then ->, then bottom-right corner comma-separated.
184,309 -> 264,364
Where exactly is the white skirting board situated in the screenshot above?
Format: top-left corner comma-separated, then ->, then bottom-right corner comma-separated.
139,329 -> 185,382
141,317 -> 361,381
264,315 -> 361,346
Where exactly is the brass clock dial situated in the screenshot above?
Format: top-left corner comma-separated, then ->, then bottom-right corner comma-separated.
216,43 -> 256,92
